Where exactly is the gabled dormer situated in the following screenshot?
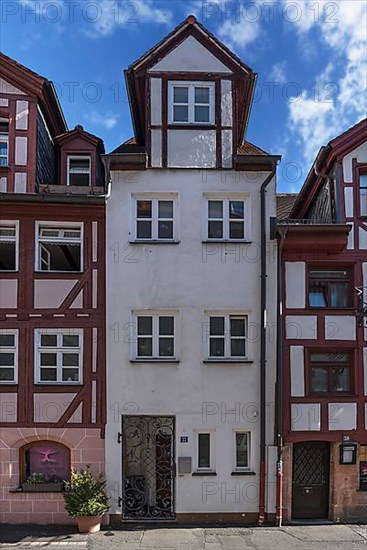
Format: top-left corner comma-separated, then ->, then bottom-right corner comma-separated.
123,15 -> 257,170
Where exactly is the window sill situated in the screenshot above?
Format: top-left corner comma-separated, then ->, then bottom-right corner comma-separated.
203,359 -> 253,364
34,383 -> 82,387
202,240 -> 252,244
130,359 -> 180,364
231,471 -> 256,476
167,124 -> 216,129
192,471 -> 217,476
129,240 -> 180,245
0,166 -> 10,172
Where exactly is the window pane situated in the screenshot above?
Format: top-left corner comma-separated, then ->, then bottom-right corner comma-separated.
210,338 -> 225,357
40,353 -> 57,367
309,282 -> 328,307
210,317 -> 224,335
70,158 -> 90,170
137,317 -> 152,336
25,442 -> 69,482
236,433 -> 249,468
229,221 -> 244,239
208,221 -> 223,239
194,105 -> 210,123
159,317 -> 174,336
0,242 -> 16,270
62,368 -> 79,382
40,334 -> 57,347
137,338 -> 152,357
208,201 -> 223,218
198,433 -> 210,468
311,353 -> 349,363
0,367 -> 14,381
158,221 -> 173,239
309,270 -> 348,280
137,201 -> 152,218
39,243 -> 81,272
69,173 -> 89,186
173,105 -> 188,122
0,352 -> 14,366
62,335 -> 79,347
330,283 -> 349,308
230,318 -> 245,337
40,368 -> 57,381
231,339 -> 246,357
311,367 -> 328,392
173,87 -> 188,103
195,87 -> 210,104
159,337 -> 174,357
158,201 -> 173,218
137,220 -> 152,239
62,353 -> 79,367
331,367 -> 350,392
0,334 -> 15,346
229,201 -> 244,219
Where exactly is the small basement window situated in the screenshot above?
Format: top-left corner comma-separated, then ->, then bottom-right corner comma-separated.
0,223 -> 17,271
21,441 -> 70,483
37,225 -> 82,272
67,156 -> 91,186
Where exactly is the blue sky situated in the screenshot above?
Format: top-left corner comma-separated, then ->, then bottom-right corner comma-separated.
2,0 -> 366,192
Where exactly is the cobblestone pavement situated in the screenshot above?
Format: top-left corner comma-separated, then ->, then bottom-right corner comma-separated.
0,524 -> 366,550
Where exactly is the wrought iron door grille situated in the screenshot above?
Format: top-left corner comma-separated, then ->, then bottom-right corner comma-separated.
293,443 -> 328,485
122,416 -> 175,519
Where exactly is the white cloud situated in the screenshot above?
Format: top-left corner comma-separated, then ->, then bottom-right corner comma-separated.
86,112 -> 118,130
284,0 -> 367,165
268,61 -> 287,84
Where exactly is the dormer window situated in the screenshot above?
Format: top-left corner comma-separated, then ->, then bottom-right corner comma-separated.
169,82 -> 215,125
0,118 -> 9,167
67,156 -> 91,186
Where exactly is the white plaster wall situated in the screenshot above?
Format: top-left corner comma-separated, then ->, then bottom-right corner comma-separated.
343,142 -> 367,183
34,393 -> 76,423
150,78 -> 162,126
0,177 -> 7,192
359,225 -> 367,249
0,78 -> 25,95
347,222 -> 354,249
290,346 -> 304,397
0,280 -> 17,308
0,98 -> 9,107
167,130 -> 216,168
0,393 -> 17,422
14,172 -> 27,193
106,169 -> 277,514
285,315 -> 317,339
15,136 -> 27,166
149,36 -> 232,73
344,187 -> 354,217
15,100 -> 29,130
221,129 -> 233,168
34,280 -> 77,309
328,403 -> 357,431
221,80 -> 233,126
285,262 -> 305,308
324,315 -> 356,340
151,129 -> 162,168
291,403 -> 320,431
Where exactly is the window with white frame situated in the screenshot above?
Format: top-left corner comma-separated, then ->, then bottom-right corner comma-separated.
35,329 -> 83,384
169,82 -> 215,125
207,315 -> 247,359
0,222 -> 18,271
197,432 -> 212,470
67,156 -> 91,186
134,313 -> 176,359
206,199 -> 247,240
37,224 -> 82,272
234,431 -> 250,470
360,173 -> 367,217
0,118 -> 9,167
134,197 -> 176,241
0,330 -> 18,383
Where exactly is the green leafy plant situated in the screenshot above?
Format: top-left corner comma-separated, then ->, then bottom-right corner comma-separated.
63,467 -> 109,517
25,473 -> 47,484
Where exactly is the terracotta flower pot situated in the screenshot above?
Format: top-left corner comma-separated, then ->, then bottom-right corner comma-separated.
76,515 -> 103,534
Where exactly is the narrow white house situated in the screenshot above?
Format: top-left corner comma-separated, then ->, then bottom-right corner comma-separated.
104,16 -> 280,525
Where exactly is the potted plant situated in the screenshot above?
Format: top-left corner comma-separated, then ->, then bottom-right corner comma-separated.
63,467 -> 109,533
22,473 -> 64,492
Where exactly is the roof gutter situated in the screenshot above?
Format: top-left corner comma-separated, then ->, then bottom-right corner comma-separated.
258,166 -> 277,526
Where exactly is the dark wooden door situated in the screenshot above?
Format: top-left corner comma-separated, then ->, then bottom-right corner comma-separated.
292,442 -> 330,519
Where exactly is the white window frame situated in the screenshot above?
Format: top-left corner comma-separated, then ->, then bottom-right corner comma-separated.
34,328 -> 83,385
168,81 -> 215,125
67,155 -> 91,186
194,429 -> 215,472
0,220 -> 19,272
35,221 -> 83,273
204,312 -> 248,360
0,329 -> 18,384
233,430 -> 251,471
359,173 -> 367,217
131,310 -> 179,361
203,194 -> 250,241
0,118 -> 9,167
131,194 -> 178,242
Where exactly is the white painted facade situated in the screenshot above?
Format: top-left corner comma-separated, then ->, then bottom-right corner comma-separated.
105,24 -> 278,519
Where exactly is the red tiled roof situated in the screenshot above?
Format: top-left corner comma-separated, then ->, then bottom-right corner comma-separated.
276,194 -> 298,219
237,141 -> 269,155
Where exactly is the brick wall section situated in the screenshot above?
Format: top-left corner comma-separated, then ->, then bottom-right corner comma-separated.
0,427 -> 106,524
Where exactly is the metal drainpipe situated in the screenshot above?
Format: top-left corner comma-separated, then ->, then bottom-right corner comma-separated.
258,168 -> 276,526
